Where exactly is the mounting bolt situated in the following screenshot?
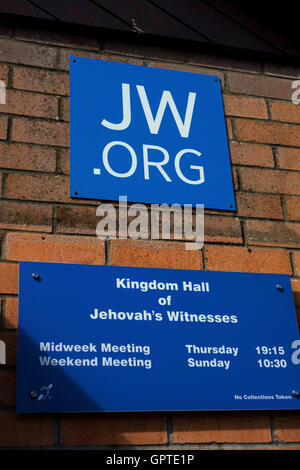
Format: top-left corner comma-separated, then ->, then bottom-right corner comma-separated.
32,273 -> 40,281
276,284 -> 284,292
30,391 -> 38,399
292,390 -> 300,397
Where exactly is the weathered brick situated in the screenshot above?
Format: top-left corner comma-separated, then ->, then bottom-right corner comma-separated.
13,66 -> 69,95
0,142 -> 56,172
14,27 -> 100,50
0,411 -> 54,446
245,220 -> 300,248
264,63 -> 300,78
60,413 -> 167,445
0,369 -> 16,406
270,101 -> 300,124
0,115 -> 8,140
56,205 -> 97,234
292,279 -> 300,307
274,412 -> 300,442
5,233 -> 105,265
239,167 -> 300,196
0,64 -> 9,84
0,201 -> 52,232
226,118 -> 233,139
145,60 -> 225,87
59,148 -> 70,174
276,147 -> 300,171
0,38 -> 57,68
285,197 -> 300,221
188,50 -> 261,73
294,251 -> 300,276
12,118 -> 69,147
236,192 -> 283,219
173,411 -> 271,443
2,90 -> 59,119
110,240 -> 203,269
0,263 -> 18,294
228,73 -> 293,99
0,331 -> 17,365
4,296 -> 18,329
234,119 -> 300,147
204,215 -> 242,244
5,173 -> 69,202
61,97 -> 69,121
205,245 -> 292,274
223,95 -> 268,119
229,141 -> 274,167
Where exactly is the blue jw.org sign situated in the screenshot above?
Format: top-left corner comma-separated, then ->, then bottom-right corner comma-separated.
69,57 -> 235,210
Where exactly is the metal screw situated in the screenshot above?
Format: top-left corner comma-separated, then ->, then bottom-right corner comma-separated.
292,390 -> 299,397
276,284 -> 284,292
32,273 -> 40,281
30,391 -> 38,399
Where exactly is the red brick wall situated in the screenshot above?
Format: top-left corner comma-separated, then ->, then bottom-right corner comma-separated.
0,25 -> 299,450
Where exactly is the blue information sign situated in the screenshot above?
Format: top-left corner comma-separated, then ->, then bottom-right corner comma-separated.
70,57 -> 235,210
16,262 -> 300,413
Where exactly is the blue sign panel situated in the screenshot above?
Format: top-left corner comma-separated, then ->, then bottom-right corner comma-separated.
16,262 -> 300,413
69,57 -> 235,210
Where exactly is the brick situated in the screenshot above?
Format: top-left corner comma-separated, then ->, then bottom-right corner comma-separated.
2,90 -> 59,119
4,296 -> 18,328
0,142 -> 56,172
12,118 -> 69,147
103,40 -> 187,66
0,331 -> 17,365
61,97 -> 69,121
204,215 -> 242,244
110,240 -> 203,269
205,245 -> 292,274
59,148 -> 70,174
173,411 -> 271,443
0,64 -> 9,84
188,50 -> 261,73
234,119 -> 300,147
285,197 -> 300,221
0,38 -> 57,68
5,233 -> 105,265
270,101 -> 300,124
228,73 -> 293,99
0,411 -> 54,446
0,263 -> 18,294
0,369 -> 16,406
5,173 -> 69,202
229,141 -> 274,167
236,193 -> 283,219
0,115 -> 8,140
245,220 -> 300,248
264,63 -> 300,78
60,413 -> 167,445
56,205 -> 98,235
292,279 -> 300,307
13,66 -> 69,95
0,172 -> 2,196
226,118 -> 233,139
239,167 -> 300,196
274,412 -> 300,442
14,27 -> 100,50
145,60 -> 225,87
294,251 -> 300,276
276,147 -> 300,171
223,95 -> 268,119
0,201 -> 52,232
